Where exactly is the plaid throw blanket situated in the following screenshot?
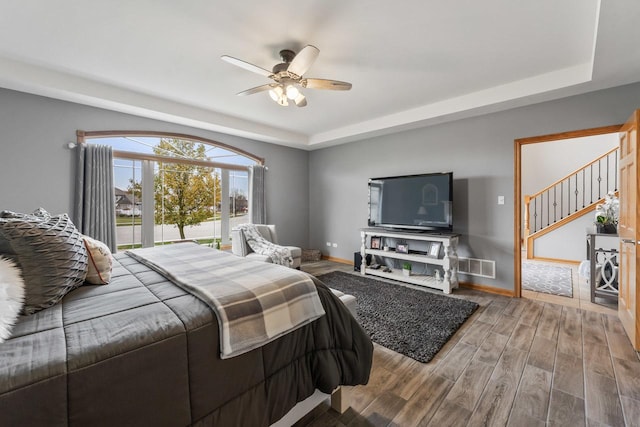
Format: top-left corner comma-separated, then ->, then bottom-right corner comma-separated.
126,243 -> 325,359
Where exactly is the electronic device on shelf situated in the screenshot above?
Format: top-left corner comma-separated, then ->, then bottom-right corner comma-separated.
409,249 -> 428,255
367,172 -> 453,232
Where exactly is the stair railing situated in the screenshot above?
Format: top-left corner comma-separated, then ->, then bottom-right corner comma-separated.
524,146 -> 619,238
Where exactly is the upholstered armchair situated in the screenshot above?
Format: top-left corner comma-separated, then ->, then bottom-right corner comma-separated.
231,224 -> 302,269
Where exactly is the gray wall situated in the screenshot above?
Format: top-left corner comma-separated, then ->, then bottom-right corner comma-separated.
534,212 -> 594,262
3,81 -> 640,292
309,82 -> 640,291
0,88 -> 310,248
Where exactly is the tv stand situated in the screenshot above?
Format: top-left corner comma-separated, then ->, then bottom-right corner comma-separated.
360,228 -> 459,293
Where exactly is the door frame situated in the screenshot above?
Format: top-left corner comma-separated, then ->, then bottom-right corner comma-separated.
513,124 -> 623,298
617,110 -> 640,349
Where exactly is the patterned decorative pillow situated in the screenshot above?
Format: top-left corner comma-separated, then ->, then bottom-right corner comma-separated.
83,235 -> 113,285
0,212 -> 88,315
1,208 -> 51,221
0,256 -> 25,343
0,210 -> 43,254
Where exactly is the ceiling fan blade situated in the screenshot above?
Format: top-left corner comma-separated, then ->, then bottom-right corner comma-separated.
287,45 -> 320,77
301,78 -> 352,91
221,55 -> 273,77
294,93 -> 307,107
236,83 -> 277,96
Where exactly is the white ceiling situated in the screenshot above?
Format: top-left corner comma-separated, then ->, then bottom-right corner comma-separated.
1,1 -> 639,150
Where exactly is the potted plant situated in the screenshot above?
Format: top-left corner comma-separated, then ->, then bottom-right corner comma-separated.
595,191 -> 619,234
402,262 -> 412,277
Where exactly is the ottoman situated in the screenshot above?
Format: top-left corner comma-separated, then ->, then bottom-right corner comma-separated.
330,288 -> 357,319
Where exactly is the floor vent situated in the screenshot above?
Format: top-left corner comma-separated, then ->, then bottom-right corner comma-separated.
458,257 -> 496,279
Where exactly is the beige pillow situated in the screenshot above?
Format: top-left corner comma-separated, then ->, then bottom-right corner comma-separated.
83,236 -> 113,285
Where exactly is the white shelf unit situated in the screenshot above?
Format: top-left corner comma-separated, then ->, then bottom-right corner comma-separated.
360,228 -> 460,293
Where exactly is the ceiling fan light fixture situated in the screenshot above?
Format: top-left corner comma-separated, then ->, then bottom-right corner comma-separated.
268,85 -> 289,106
276,95 -> 289,107
223,45 -> 351,108
285,84 -> 300,100
268,85 -> 283,102
294,93 -> 307,107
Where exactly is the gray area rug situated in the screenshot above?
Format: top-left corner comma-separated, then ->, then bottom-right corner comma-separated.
316,271 -> 479,363
522,262 -> 573,298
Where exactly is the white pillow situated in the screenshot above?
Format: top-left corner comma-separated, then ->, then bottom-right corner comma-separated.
0,256 -> 25,343
83,236 -> 113,285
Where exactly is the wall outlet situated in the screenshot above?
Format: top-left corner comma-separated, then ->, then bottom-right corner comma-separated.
332,243 -> 338,248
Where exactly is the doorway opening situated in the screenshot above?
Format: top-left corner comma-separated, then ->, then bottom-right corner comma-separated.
514,124 -> 621,309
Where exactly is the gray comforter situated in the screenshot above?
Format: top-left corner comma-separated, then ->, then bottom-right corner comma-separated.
0,251 -> 373,426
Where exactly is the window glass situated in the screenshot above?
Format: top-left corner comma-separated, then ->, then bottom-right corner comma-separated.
114,158 -> 142,249
86,134 -> 257,250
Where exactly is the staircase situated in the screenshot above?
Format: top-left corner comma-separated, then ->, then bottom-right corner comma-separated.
524,146 -> 619,259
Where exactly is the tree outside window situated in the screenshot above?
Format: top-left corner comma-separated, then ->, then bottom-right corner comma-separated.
153,139 -> 221,240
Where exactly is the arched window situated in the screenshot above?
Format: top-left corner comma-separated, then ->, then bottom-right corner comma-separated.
78,131 -> 262,250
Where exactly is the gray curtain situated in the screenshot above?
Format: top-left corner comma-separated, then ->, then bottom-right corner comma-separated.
74,144 -> 117,252
249,165 -> 266,224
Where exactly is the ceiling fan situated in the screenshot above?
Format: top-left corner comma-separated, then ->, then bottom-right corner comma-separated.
221,45 -> 352,107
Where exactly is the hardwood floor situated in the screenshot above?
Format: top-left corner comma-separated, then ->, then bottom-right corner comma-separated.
295,261 -> 640,427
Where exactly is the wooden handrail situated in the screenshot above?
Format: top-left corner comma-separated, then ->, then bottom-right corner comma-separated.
526,146 -> 618,200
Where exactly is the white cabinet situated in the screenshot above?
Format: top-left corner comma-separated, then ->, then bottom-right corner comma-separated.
360,228 -> 459,293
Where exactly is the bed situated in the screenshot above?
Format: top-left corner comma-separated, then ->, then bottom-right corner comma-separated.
0,244 -> 373,426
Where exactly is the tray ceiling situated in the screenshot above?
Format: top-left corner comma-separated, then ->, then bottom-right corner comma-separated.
0,1 -> 639,149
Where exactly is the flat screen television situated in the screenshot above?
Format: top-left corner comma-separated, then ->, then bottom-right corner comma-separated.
368,172 -> 453,232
